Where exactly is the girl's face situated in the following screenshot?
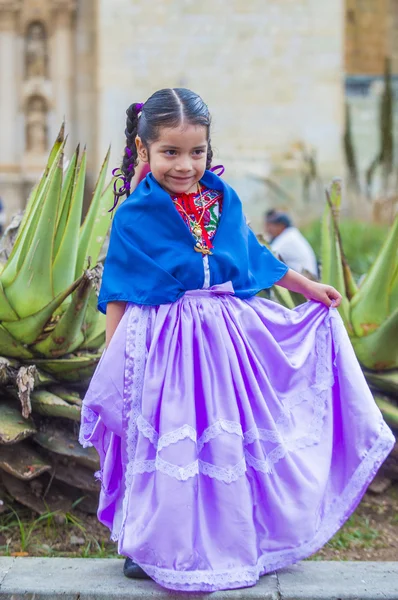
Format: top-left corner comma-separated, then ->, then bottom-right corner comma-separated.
136,124 -> 208,195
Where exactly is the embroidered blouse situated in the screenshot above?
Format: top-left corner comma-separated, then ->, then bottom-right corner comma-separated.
172,186 -> 223,250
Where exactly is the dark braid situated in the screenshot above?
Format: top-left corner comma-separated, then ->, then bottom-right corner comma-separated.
121,103 -> 141,187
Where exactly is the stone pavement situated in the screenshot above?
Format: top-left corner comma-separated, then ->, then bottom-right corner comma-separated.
0,557 -> 397,599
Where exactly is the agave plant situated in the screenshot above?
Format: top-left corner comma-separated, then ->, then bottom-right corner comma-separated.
0,125 -> 115,514
322,179 -> 398,426
272,179 -> 398,431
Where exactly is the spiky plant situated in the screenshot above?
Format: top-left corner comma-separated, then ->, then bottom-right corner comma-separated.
0,126 -> 115,515
322,179 -> 398,425
272,179 -> 398,432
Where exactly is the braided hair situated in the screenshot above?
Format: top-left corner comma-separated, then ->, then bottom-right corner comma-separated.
118,88 -> 213,199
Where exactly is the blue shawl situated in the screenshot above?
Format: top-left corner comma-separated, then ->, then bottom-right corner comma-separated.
98,170 -> 288,313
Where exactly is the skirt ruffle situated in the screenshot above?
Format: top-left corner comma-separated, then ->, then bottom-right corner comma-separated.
79,287 -> 395,592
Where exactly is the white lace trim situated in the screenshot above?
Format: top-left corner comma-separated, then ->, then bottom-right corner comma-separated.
243,425 -> 283,445
159,423 -> 197,451
137,416 -> 244,453
127,421 -> 396,591
78,404 -> 98,448
137,414 -> 160,447
119,305 -> 150,541
122,315 -> 333,481
131,455 -> 246,483
244,448 -> 273,474
197,419 -> 243,452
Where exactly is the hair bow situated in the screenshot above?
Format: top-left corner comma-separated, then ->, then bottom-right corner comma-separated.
135,103 -> 144,114
210,164 -> 225,177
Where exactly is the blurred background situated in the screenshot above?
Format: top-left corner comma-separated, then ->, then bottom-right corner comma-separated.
0,0 -> 397,234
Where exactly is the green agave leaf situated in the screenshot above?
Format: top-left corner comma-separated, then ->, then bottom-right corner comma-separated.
350,213 -> 398,337
0,279 -> 18,321
329,178 -> 342,214
32,273 -> 93,357
272,285 -> 296,309
53,151 -> 87,297
9,123 -> 65,254
364,369 -> 398,398
0,139 -> 65,290
31,389 -> 81,421
5,155 -> 63,317
390,266 -> 398,313
32,351 -> 102,382
324,179 -> 358,301
49,385 -> 82,405
80,328 -> 105,352
351,305 -> 398,370
80,285 -> 105,349
0,325 -> 34,359
53,147 -> 79,259
3,274 -> 83,344
321,183 -> 351,330
373,394 -> 398,427
0,441 -> 51,480
75,147 -> 110,276
83,179 -> 114,267
34,426 -> 99,470
321,204 -> 332,286
0,403 -> 36,444
326,219 -> 351,331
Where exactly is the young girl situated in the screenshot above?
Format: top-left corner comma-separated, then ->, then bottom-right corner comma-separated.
79,88 -> 395,592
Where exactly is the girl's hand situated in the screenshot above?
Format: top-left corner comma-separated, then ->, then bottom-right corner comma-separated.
277,270 -> 342,308
305,282 -> 342,308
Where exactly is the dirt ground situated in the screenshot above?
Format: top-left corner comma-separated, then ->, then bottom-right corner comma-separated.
312,481 -> 398,561
1,482 -> 397,561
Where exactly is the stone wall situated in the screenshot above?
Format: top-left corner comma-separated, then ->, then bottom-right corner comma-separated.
0,0 -> 345,229
345,0 -> 389,76
346,76 -> 398,197
96,0 -> 345,230
345,0 -> 398,76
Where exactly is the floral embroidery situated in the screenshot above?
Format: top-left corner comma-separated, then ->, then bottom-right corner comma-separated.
173,187 -> 223,247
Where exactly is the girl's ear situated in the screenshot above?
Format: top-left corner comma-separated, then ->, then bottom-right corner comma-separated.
136,136 -> 149,163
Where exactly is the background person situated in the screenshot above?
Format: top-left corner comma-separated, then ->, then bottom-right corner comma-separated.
265,209 -> 318,278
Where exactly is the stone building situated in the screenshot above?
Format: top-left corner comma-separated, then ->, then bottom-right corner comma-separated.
0,0 -> 345,228
345,0 -> 398,76
345,0 -> 398,210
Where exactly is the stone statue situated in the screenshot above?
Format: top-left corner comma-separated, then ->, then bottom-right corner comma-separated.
25,22 -> 47,78
26,97 -> 47,154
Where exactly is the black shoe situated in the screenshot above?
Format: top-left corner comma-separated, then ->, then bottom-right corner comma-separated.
123,557 -> 150,579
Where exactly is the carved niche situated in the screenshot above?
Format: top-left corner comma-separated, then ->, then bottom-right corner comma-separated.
26,95 -> 47,154
25,20 -> 47,79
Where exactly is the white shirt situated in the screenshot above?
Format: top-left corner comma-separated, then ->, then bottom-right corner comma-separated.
270,227 -> 318,278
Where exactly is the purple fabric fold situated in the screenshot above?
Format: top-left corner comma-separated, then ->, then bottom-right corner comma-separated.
79,294 -> 395,592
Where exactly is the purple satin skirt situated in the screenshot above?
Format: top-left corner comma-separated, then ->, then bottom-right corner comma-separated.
79,282 -> 395,592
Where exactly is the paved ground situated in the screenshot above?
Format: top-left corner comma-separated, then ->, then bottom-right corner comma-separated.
0,558 -> 397,599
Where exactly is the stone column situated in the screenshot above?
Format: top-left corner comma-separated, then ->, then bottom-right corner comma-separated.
0,2 -> 20,166
0,1 -> 22,217
51,0 -> 76,147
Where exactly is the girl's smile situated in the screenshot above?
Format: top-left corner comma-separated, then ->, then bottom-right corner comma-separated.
136,124 -> 208,195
